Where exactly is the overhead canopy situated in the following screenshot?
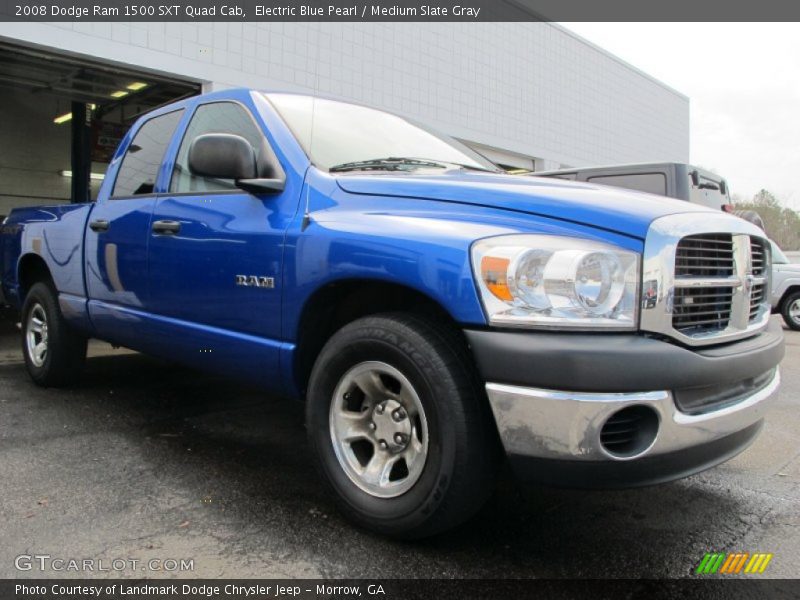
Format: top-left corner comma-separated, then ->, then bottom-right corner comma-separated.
0,41 -> 199,119
0,42 -> 201,211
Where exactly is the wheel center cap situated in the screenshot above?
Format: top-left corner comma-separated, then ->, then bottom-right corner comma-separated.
372,399 -> 412,452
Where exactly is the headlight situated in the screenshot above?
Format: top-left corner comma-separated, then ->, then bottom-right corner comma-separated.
471,234 -> 640,330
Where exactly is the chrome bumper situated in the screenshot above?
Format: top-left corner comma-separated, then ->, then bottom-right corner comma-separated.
487,369 -> 780,463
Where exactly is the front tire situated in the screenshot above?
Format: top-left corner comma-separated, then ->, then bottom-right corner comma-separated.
781,291 -> 800,331
21,282 -> 87,387
306,313 -> 499,539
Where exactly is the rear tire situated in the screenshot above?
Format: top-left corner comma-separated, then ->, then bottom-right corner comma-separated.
21,282 -> 87,387
306,313 -> 500,539
780,291 -> 800,331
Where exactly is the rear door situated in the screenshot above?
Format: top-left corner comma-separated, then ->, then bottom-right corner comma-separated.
85,109 -> 183,342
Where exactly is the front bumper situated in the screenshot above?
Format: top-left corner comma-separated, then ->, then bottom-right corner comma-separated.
466,321 -> 784,488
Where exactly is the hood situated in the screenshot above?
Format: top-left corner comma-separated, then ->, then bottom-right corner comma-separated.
335,171 -> 715,239
775,262 -> 800,273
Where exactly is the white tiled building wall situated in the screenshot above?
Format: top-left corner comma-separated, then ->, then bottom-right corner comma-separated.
0,21 -> 689,170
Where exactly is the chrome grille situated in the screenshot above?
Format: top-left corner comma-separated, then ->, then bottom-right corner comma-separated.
750,238 -> 767,323
671,233 -> 769,337
751,238 -> 766,276
641,213 -> 771,347
672,235 -> 736,335
674,234 -> 734,278
673,287 -> 734,333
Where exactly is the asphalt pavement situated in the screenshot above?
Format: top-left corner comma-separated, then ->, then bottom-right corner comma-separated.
1,313 -> 798,579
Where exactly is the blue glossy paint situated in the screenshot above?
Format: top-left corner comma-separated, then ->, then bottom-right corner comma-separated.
84,197 -> 156,311
88,299 -> 293,390
1,204 -> 93,327
335,171 -> 712,240
146,95 -> 306,342
0,88 -> 702,399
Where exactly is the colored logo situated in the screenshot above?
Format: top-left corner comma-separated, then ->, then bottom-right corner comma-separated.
696,552 -> 773,575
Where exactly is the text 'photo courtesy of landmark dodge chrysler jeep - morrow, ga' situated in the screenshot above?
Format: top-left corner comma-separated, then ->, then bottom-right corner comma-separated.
0,90 -> 785,538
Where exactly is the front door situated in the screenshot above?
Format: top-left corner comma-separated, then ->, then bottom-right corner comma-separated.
145,101 -> 298,388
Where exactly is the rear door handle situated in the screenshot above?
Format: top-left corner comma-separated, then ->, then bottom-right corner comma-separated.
152,220 -> 181,235
89,219 -> 109,232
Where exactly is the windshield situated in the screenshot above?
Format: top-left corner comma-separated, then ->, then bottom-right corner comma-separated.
771,240 -> 790,264
266,93 -> 498,173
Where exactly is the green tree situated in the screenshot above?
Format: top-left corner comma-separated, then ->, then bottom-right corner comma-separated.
735,190 -> 800,250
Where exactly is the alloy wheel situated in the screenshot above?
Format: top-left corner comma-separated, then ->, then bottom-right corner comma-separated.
26,303 -> 49,367
329,361 -> 429,498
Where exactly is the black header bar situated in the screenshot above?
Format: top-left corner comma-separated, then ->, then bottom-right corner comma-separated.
2,0 -> 800,22
2,579 -> 800,600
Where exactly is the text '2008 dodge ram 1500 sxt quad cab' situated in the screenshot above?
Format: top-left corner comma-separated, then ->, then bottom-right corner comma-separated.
0,90 -> 785,538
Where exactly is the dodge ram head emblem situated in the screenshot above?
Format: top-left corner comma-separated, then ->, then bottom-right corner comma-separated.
235,275 -> 275,289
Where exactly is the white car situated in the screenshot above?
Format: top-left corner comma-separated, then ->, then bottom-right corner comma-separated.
771,241 -> 800,330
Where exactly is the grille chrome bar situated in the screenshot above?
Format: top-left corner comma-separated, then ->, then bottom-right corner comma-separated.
674,277 -> 743,288
641,213 -> 772,347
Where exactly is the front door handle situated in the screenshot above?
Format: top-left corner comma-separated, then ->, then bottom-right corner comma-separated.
89,219 -> 109,233
152,220 -> 181,235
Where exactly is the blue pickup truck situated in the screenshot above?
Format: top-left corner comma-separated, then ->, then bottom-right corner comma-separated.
0,89 -> 785,538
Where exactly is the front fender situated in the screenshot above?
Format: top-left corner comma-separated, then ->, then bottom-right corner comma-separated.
772,274 -> 800,307
281,172 -> 644,342
283,207 -> 492,335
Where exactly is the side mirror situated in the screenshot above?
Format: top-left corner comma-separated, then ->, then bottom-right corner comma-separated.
188,133 -> 285,195
189,133 -> 257,180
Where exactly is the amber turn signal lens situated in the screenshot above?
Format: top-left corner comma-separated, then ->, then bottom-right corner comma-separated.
481,256 -> 513,301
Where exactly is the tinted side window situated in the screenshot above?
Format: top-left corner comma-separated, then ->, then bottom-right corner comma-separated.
112,110 -> 183,197
171,102 -> 267,193
587,173 -> 667,196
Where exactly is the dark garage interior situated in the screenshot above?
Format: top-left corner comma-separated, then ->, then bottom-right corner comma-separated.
0,42 -> 200,218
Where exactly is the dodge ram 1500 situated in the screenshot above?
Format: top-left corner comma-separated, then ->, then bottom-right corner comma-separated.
0,89 -> 785,538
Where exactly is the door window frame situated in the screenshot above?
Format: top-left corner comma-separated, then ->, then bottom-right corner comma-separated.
166,100 -> 281,197
108,108 -> 185,201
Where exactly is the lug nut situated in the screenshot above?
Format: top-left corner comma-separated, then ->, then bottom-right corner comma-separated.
369,422 -> 376,430
394,433 -> 406,445
392,408 -> 406,422
375,403 -> 385,414
379,440 -> 388,450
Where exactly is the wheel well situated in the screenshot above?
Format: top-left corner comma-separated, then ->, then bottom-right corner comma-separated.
18,254 -> 53,299
294,280 -> 463,394
781,285 -> 800,306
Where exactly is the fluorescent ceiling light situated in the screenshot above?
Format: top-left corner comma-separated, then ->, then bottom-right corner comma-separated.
127,82 -> 148,91
60,170 -> 105,181
110,90 -> 128,98
53,104 -> 97,125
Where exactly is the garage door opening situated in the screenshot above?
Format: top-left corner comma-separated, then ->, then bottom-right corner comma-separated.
0,42 -> 200,218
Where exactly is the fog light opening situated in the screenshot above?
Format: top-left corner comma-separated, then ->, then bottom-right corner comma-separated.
600,405 -> 659,459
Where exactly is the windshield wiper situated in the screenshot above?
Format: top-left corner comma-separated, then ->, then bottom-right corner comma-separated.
329,157 -> 448,173
399,157 -> 503,174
